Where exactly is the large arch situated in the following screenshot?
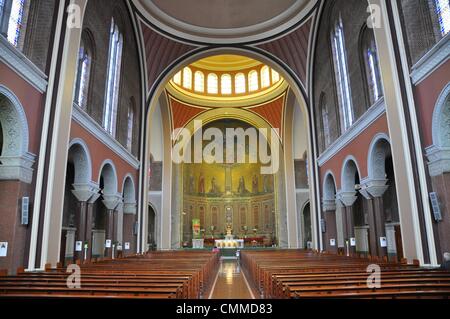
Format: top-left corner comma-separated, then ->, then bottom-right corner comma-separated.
0,85 -> 35,183
140,47 -> 318,252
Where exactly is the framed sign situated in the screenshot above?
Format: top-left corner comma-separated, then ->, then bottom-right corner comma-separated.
380,237 -> 387,248
330,239 -> 336,247
125,242 -> 130,250
429,192 -> 442,222
105,240 -> 112,248
350,238 -> 356,247
0,242 -> 7,257
75,241 -> 82,252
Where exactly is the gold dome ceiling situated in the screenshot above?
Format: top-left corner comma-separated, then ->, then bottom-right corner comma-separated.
167,55 -> 287,107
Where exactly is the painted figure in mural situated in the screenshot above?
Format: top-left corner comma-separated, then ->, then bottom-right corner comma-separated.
238,176 -> 247,195
210,177 -> 219,194
198,173 -> 205,194
189,175 -> 195,194
252,174 -> 259,194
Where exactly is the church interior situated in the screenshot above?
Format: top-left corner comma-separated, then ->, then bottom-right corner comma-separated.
0,0 -> 450,302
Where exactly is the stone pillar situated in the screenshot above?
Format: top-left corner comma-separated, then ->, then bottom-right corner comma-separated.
71,183 -> 100,262
360,179 -> 389,258
337,191 -> 358,256
86,193 -> 100,261
102,194 -> 122,259
322,199 -> 337,253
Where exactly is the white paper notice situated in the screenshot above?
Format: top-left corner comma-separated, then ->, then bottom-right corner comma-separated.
380,237 -> 387,248
125,242 -> 130,250
350,238 -> 356,247
105,240 -> 112,248
75,241 -> 82,252
0,242 -> 7,257
330,239 -> 336,246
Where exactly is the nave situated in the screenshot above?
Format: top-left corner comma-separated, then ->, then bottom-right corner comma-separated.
0,250 -> 449,299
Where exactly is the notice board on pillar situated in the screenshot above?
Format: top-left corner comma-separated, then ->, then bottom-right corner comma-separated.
0,242 -> 7,257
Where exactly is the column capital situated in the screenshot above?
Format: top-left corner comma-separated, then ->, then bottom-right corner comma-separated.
322,199 -> 336,212
360,178 -> 389,198
102,193 -> 123,211
71,181 -> 100,202
124,201 -> 137,215
337,190 -> 358,207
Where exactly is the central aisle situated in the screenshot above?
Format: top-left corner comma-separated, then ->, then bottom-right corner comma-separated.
209,260 -> 255,299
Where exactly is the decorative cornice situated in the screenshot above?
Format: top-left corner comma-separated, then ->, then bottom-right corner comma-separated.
71,181 -> 100,202
336,190 -> 358,207
360,177 -> 389,198
0,152 -> 36,183
411,33 -> 450,85
318,98 -> 386,167
322,199 -> 336,212
425,145 -> 450,177
0,35 -> 48,93
72,104 -> 140,170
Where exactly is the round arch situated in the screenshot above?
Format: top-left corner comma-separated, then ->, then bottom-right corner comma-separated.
367,133 -> 391,181
140,47 -> 317,252
341,156 -> 361,192
431,82 -> 450,148
68,138 -> 93,185
98,160 -> 118,196
323,171 -> 337,201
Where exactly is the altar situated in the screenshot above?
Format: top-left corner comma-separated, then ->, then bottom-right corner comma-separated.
214,228 -> 244,249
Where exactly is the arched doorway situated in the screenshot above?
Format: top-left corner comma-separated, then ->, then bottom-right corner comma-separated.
140,50 -> 317,252
322,172 -> 338,253
302,202 -> 312,249
148,205 -> 156,251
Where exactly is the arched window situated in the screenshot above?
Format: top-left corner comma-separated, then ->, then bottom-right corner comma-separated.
104,17 -> 123,137
235,73 -> 246,94
207,73 -> 218,94
320,94 -> 331,148
74,36 -> 92,110
173,71 -> 182,85
221,74 -> 232,94
248,70 -> 259,92
261,66 -> 271,88
194,71 -> 204,92
182,67 -> 192,89
271,69 -> 280,83
361,27 -> 383,107
126,98 -> 135,152
435,0 -> 450,36
331,14 -> 353,132
234,73 -> 247,94
0,0 -> 28,48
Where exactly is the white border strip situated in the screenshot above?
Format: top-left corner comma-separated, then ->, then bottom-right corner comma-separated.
72,104 -> 140,169
410,33 -> 450,85
0,35 -> 48,93
317,98 -> 386,167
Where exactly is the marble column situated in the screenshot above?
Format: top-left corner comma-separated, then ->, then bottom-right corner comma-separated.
337,191 -> 358,256
361,179 -> 389,258
102,194 -> 122,259
71,183 -> 100,262
86,193 -> 100,261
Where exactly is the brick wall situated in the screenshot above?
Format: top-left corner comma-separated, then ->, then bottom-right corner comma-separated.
82,0 -> 141,156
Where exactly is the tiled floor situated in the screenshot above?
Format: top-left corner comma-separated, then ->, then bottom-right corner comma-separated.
209,260 -> 255,299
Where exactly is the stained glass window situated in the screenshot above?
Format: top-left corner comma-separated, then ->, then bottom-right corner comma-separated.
221,74 -> 232,94
235,73 -> 246,94
271,69 -> 280,83
207,73 -> 218,94
436,0 -> 450,36
182,67 -> 192,90
248,70 -> 259,92
173,71 -> 182,85
6,0 -> 26,47
261,66 -> 271,88
74,40 -> 91,110
127,100 -> 135,152
194,71 -> 204,92
331,15 -> 353,132
104,18 -> 123,137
